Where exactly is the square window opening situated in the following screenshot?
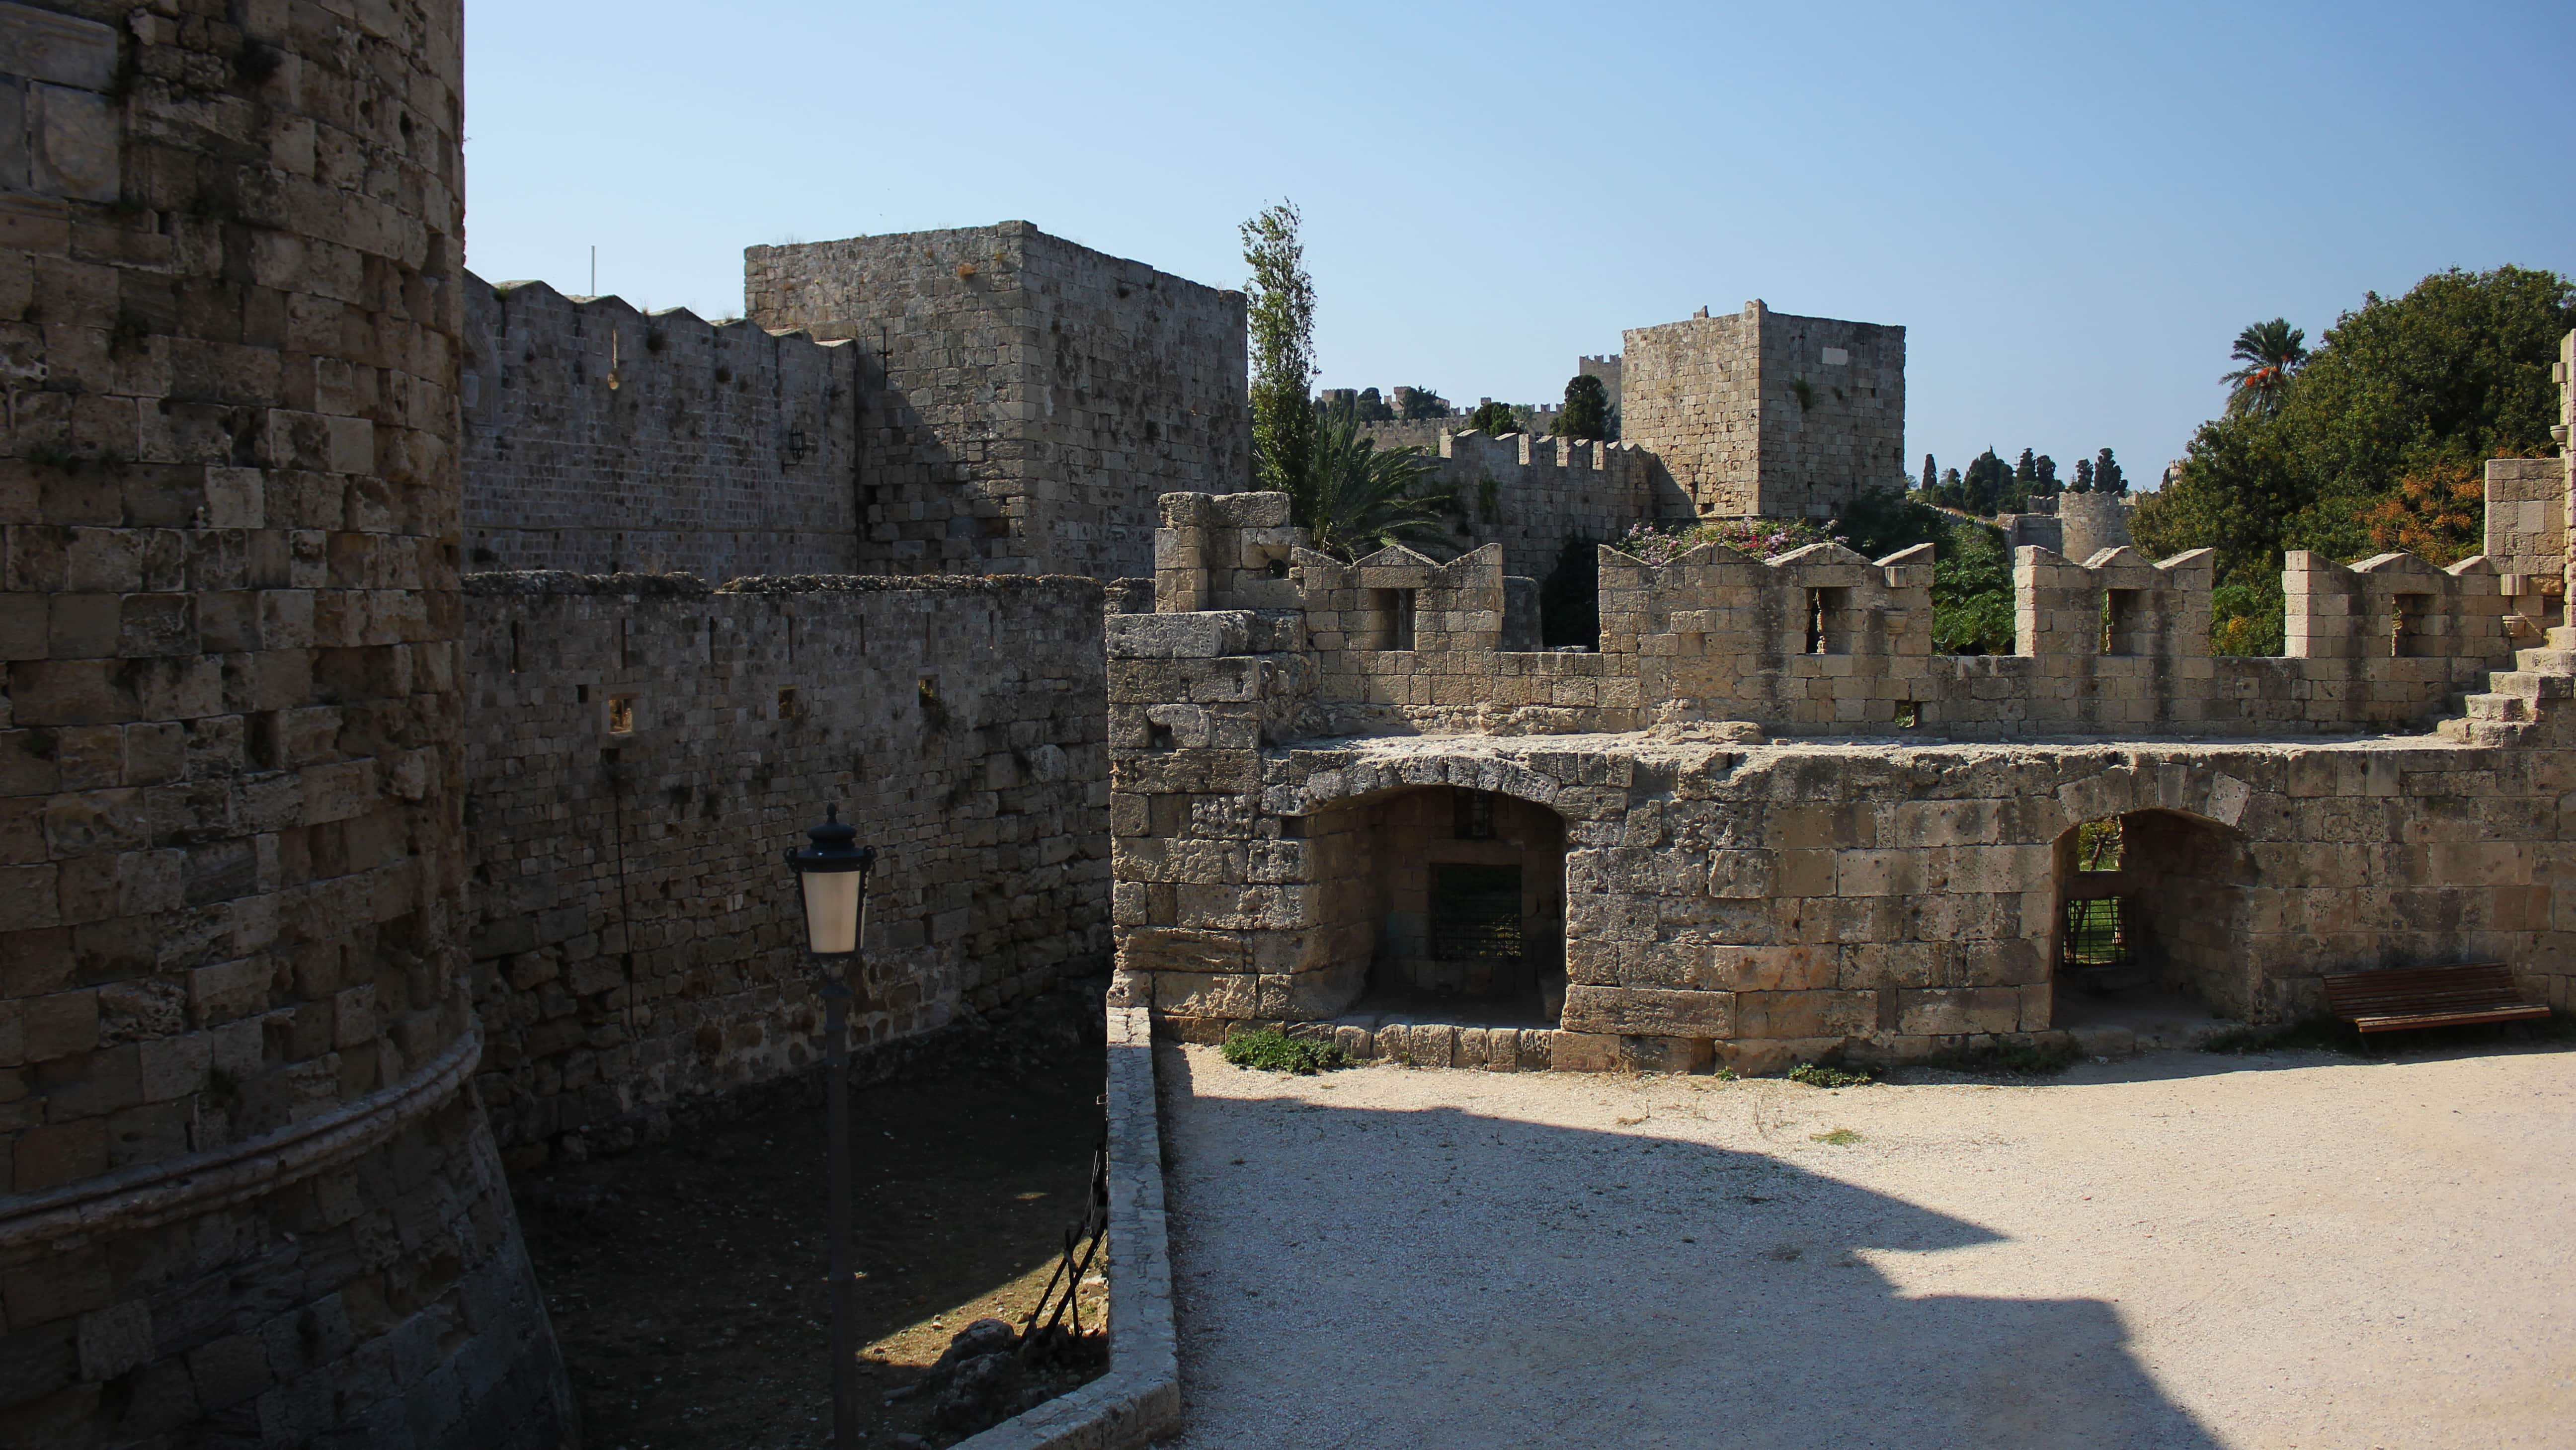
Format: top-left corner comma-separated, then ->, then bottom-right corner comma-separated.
1429,862 -> 1523,962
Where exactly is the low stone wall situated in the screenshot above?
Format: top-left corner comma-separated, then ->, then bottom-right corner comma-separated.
462,573 -> 1110,1165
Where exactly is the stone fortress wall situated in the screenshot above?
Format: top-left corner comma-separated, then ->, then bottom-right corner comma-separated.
1620,302 -> 1908,520
1,2 -> 570,1446
744,222 -> 1252,581
1109,483 -> 2576,1069
460,573 -> 1108,1166
459,277 -> 864,579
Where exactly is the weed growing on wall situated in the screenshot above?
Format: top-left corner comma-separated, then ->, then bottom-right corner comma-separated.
1788,1062 -> 1874,1088
1613,516 -> 1841,565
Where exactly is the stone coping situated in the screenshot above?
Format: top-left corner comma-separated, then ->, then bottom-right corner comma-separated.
0,1020 -> 483,1254
955,1006 -> 1180,1450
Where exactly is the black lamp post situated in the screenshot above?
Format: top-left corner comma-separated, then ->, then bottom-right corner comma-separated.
785,805 -> 875,1447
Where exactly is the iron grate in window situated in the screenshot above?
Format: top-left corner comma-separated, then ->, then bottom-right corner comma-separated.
2061,897 -> 2131,972
1429,863 -> 1523,961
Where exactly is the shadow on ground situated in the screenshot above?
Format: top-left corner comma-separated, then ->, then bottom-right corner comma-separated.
1161,1049 -> 2222,1450
512,999 -> 1109,1450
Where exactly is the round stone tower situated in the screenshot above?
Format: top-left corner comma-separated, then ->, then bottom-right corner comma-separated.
0,3 -> 570,1444
2056,490 -> 2135,564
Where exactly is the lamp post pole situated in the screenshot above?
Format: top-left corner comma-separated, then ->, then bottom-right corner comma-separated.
787,806 -> 875,1448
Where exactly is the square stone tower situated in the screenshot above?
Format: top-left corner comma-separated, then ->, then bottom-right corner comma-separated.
1620,301 -> 1906,519
746,221 -> 1250,579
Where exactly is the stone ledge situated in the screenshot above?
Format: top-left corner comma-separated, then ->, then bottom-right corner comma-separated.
954,1006 -> 1179,1450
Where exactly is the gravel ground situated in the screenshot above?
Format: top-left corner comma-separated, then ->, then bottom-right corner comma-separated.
1160,1041 -> 2576,1449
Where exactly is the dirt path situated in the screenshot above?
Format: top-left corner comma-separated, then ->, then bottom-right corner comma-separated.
1160,1043 -> 2576,1449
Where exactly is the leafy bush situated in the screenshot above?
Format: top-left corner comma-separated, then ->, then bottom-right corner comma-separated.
1221,1028 -> 1349,1075
1788,1062 -> 1873,1088
1614,517 -> 1840,566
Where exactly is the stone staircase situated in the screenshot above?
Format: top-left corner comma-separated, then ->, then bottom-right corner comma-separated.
2441,626 -> 2576,745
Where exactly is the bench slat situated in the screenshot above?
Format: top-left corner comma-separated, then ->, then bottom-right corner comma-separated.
2322,964 -> 2548,1035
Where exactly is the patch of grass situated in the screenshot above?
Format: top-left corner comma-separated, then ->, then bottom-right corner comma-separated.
1925,1037 -> 2083,1077
1788,1062 -> 1873,1089
2200,1018 -> 2365,1056
1221,1028 -> 1348,1076
1711,1065 -> 1738,1082
1809,1128 -> 1863,1145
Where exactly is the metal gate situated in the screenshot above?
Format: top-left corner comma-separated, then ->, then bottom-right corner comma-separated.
1429,863 -> 1523,960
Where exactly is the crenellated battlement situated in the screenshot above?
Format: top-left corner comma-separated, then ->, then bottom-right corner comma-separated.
1139,490 -> 2524,741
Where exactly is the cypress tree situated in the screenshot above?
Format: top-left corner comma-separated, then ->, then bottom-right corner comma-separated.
1242,202 -> 1316,503
2094,447 -> 2127,495
1920,454 -> 1937,494
2071,457 -> 2094,493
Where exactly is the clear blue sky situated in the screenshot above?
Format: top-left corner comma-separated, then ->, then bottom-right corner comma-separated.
463,1 -> 2575,490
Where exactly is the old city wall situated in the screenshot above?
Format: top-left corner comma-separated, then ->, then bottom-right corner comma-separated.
459,276 -> 862,579
1754,310 -> 1908,518
460,573 -> 1109,1165
2484,454 -> 2567,627
744,221 -> 1250,580
1107,489 -> 2575,1061
1619,304 -> 1907,520
1108,727 -> 2576,1072
1410,431 -> 1668,581
0,2 -> 570,1445
1142,494 -> 2514,742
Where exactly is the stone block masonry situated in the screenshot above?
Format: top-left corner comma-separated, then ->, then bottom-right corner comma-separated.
1110,488 -> 2576,1066
462,571 -> 1110,1164
746,222 -> 1251,580
461,275 -> 863,579
1621,302 -> 1906,520
0,0 -> 571,1443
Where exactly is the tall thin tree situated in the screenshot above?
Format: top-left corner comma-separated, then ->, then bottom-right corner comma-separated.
1242,202 -> 1317,501
1920,454 -> 1937,494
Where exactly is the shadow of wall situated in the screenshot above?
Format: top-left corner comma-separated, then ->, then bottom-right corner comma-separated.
1160,1058 -> 2224,1449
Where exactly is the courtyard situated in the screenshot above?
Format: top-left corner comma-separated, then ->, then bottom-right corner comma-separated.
1160,1041 -> 2575,1449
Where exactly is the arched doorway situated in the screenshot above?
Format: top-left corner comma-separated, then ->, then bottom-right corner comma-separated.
1300,785 -> 1570,1025
2052,808 -> 2256,1017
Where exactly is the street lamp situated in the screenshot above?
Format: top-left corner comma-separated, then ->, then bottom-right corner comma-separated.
785,805 -> 876,1448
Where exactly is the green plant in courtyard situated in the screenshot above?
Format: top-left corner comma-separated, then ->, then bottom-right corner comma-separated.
1222,1028 -> 1350,1075
1809,1128 -> 1864,1144
1788,1063 -> 1873,1088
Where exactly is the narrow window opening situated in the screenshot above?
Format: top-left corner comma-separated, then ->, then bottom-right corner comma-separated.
1146,720 -> 1174,750
2102,589 -> 2142,655
777,686 -> 799,720
2392,593 -> 2433,657
1276,814 -> 1306,840
608,695 -> 636,734
1368,587 -> 1417,650
1805,587 -> 1850,654
576,684 -> 590,705
1453,788 -> 1497,840
509,620 -> 523,674
1895,700 -> 1920,728
618,617 -> 633,669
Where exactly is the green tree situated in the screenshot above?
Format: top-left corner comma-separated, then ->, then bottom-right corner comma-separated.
1961,449 -> 2013,515
1355,386 -> 1395,423
1937,467 -> 1964,509
1296,413 -> 1454,560
2134,266 -> 2575,652
1555,374 -> 1611,439
1242,201 -> 1317,500
2032,453 -> 2058,491
1919,454 -> 1937,494
2013,448 -> 2039,499
2070,457 -> 2094,493
1396,387 -> 1451,420
2093,447 -> 2126,495
2220,318 -> 2309,417
1468,400 -> 1521,435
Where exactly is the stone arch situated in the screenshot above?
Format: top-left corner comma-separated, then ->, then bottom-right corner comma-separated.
2051,806 -> 2257,1018
1296,780 -> 1571,1025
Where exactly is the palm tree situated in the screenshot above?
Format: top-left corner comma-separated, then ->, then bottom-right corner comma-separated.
1294,414 -> 1454,560
2221,318 -> 2309,416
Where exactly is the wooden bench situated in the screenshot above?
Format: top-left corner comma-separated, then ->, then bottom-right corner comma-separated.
2321,964 -> 2551,1036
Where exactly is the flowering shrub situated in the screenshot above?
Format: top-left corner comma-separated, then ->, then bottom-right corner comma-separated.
1613,517 -> 1844,566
